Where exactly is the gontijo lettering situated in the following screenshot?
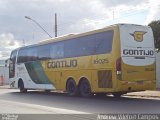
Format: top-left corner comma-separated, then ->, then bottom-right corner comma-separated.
48,59 -> 77,69
123,49 -> 154,56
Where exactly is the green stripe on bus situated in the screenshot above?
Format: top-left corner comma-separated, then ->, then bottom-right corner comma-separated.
25,61 -> 52,84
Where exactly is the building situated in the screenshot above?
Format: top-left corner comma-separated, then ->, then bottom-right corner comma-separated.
0,60 -> 9,85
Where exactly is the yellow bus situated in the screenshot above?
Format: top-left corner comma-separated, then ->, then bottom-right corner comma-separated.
9,24 -> 156,97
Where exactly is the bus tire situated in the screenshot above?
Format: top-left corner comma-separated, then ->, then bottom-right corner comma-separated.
66,79 -> 78,97
79,79 -> 92,97
18,80 -> 27,93
112,92 -> 122,98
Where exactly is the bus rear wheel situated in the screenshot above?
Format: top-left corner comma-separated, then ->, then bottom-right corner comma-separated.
79,79 -> 92,97
66,79 -> 78,97
19,80 -> 27,93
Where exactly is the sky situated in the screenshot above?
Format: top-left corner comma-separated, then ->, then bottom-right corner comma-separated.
0,0 -> 160,60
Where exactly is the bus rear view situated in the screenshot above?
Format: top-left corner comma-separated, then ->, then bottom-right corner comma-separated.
116,24 -> 156,94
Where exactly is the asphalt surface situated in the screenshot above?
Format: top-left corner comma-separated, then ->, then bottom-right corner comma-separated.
0,88 -> 160,114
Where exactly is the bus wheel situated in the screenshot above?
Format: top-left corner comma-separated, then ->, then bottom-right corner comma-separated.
79,79 -> 92,97
66,79 -> 78,97
112,92 -> 122,98
19,80 -> 27,93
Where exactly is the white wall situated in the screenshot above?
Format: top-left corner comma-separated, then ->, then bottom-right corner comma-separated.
156,52 -> 160,89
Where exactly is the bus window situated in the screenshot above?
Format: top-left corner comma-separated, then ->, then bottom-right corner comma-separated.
50,43 -> 64,59
64,30 -> 113,58
9,50 -> 17,78
17,48 -> 28,63
38,45 -> 51,60
27,47 -> 38,61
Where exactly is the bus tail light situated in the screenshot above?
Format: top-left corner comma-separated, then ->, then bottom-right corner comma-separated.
116,57 -> 122,80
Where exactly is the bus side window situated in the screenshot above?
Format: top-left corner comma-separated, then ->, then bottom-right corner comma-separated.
17,49 -> 28,63
50,43 -> 64,59
38,45 -> 51,60
9,50 -> 17,78
10,51 -> 17,64
28,47 -> 38,61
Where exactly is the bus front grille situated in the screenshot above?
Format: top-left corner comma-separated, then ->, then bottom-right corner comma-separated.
98,70 -> 112,88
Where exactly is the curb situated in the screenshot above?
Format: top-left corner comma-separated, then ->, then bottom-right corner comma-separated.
0,85 -> 10,89
124,94 -> 160,98
124,90 -> 160,98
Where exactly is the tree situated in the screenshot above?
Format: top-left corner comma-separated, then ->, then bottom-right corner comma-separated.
148,20 -> 160,50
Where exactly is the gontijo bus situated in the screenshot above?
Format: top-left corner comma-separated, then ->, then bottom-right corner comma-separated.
9,24 -> 156,97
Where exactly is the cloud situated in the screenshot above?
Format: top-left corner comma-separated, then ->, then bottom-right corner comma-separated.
0,33 -> 22,59
101,0 -> 146,8
146,0 -> 160,24
0,33 -> 21,47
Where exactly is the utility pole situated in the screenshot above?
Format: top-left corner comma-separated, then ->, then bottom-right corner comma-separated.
55,13 -> 57,37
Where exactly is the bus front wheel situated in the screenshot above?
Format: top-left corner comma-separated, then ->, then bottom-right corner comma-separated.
79,79 -> 92,97
18,80 -> 27,93
66,79 -> 78,97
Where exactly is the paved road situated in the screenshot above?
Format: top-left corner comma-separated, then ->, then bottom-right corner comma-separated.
0,89 -> 160,114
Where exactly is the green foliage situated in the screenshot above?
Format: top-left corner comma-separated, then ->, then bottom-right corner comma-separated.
148,20 -> 160,50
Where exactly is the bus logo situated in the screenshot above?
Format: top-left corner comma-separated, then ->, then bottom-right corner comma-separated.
130,31 -> 147,42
